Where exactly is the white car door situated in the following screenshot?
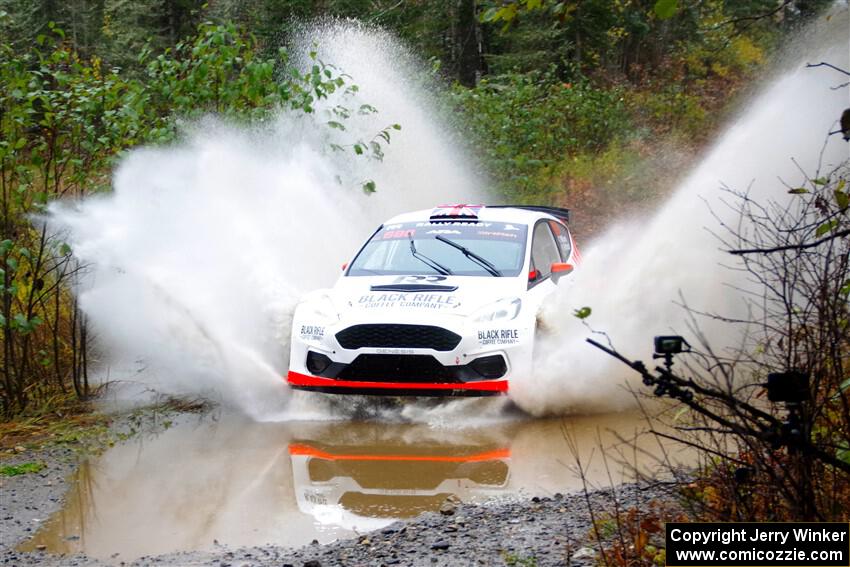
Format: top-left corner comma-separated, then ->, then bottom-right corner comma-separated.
525,220 -> 564,319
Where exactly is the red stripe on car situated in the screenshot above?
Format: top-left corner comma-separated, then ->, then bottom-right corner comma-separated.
285,371 -> 508,392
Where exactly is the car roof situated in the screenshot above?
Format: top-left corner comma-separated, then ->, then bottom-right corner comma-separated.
383,205 -> 565,226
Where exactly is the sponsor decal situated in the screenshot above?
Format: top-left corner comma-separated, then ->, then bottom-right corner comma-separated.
357,292 -> 460,310
426,229 -> 462,235
303,491 -> 327,505
477,230 -> 518,239
477,328 -> 520,346
503,224 -> 520,231
375,348 -> 416,355
382,229 -> 415,239
430,204 -> 484,219
300,325 -> 325,341
415,221 -> 493,228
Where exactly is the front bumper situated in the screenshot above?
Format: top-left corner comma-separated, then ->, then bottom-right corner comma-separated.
287,315 -> 532,397
287,370 -> 508,396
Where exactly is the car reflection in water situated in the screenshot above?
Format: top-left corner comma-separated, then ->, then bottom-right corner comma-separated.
288,431 -> 511,532
18,412 -> 676,559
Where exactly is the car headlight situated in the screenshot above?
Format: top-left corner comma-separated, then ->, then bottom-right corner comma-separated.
300,294 -> 339,322
472,297 -> 522,322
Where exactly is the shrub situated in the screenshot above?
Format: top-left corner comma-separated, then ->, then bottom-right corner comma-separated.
449,70 -> 629,199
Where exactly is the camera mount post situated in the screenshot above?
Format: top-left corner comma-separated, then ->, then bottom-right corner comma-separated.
585,336 -> 694,402
653,351 -> 676,374
766,371 -> 811,453
650,336 -> 691,398
766,370 -> 813,519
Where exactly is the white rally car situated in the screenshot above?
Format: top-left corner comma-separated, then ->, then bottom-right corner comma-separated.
287,204 -> 580,396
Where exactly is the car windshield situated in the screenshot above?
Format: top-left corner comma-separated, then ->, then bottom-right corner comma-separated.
348,221 -> 528,277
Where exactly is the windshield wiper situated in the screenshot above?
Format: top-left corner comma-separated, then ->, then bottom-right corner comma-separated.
434,235 -> 502,277
409,235 -> 452,275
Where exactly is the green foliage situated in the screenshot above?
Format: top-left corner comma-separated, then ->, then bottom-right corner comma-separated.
653,0 -> 679,20
0,461 -> 45,476
625,86 -> 708,139
837,443 -> 850,466
449,71 -> 629,199
815,219 -> 839,237
573,306 -> 592,320
146,23 -> 341,123
680,33 -> 767,86
475,0 -> 821,93
835,183 -> 849,211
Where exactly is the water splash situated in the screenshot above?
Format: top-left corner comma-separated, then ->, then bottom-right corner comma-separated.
51,23 -> 486,420
511,9 -> 850,416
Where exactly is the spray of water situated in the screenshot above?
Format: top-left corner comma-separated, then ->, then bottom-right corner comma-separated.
51,23 -> 486,420
512,9 -> 850,416
51,14 -> 848,420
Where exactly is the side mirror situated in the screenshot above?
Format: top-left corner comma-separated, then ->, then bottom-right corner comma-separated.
341,262 -> 348,271
550,262 -> 574,283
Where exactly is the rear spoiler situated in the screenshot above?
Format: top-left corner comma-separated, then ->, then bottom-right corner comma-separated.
487,205 -> 571,224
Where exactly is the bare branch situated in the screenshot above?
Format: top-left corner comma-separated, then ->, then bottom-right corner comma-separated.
806,62 -> 850,77
728,227 -> 850,255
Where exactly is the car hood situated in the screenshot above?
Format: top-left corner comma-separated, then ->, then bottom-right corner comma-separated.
324,275 -> 524,319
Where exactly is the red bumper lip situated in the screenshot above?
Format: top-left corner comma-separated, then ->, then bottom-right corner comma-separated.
286,370 -> 508,396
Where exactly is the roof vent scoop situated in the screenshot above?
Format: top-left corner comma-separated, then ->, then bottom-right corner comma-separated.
430,204 -> 484,222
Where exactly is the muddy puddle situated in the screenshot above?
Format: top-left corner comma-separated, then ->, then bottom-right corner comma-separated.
21,404 -> 690,560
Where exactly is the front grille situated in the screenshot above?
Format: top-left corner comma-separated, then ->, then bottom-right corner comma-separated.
326,353 -> 508,383
336,324 -> 461,351
337,354 -> 457,382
